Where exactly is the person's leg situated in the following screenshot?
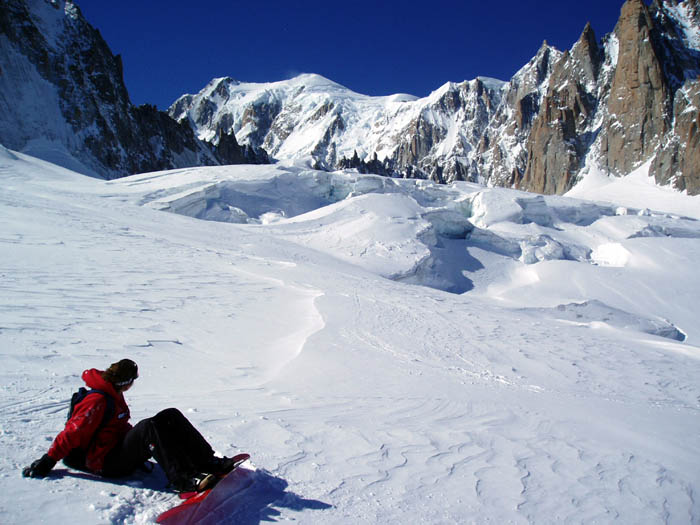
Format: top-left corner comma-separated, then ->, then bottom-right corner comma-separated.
150,408 -> 215,470
101,418 -> 157,478
153,409 -> 245,476
103,408 -> 217,485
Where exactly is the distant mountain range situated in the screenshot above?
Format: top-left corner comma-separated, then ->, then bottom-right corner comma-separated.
1,0 -> 699,196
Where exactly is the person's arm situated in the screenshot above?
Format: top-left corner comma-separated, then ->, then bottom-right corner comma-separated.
23,396 -> 106,478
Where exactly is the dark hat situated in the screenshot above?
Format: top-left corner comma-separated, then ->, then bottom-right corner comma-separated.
103,358 -> 139,387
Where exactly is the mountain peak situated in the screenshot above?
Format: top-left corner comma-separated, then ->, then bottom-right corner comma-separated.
579,21 -> 596,42
618,0 -> 655,31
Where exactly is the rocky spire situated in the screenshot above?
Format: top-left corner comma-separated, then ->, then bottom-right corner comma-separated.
516,22 -> 602,194
650,81 -> 700,194
600,0 -> 671,176
572,22 -> 602,82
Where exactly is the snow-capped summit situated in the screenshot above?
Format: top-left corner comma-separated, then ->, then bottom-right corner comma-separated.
171,0 -> 700,196
169,73 -> 505,183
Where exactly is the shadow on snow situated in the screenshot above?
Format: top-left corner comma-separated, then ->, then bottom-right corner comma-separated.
53,464 -> 332,523
179,467 -> 332,524
53,462 -> 171,492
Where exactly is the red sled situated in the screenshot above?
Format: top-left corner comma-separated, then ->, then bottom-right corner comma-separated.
156,453 -> 251,524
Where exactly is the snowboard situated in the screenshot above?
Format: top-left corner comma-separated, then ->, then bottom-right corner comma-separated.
156,453 -> 250,524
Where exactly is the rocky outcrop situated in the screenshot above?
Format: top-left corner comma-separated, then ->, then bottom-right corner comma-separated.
600,0 -> 672,176
646,0 -> 700,193
476,43 -> 562,188
650,80 -> 700,194
0,0 -> 266,178
337,150 -> 395,177
470,0 -> 699,195
518,0 -> 699,195
214,127 -> 270,166
517,25 -> 602,194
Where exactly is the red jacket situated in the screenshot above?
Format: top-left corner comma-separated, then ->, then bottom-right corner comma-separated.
47,369 -> 132,472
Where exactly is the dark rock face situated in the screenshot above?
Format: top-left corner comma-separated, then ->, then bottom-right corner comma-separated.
651,80 -> 700,194
337,151 -> 395,177
647,0 -> 700,194
476,43 -> 562,189
601,0 -> 672,177
0,0 -> 266,178
486,0 -> 700,196
519,0 -> 699,195
518,25 -> 602,194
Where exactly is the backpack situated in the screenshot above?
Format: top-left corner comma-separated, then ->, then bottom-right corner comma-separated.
63,387 -> 115,470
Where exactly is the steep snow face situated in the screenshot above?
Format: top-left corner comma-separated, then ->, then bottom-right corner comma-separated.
1,149 -> 699,523
0,1 -> 91,170
170,73 -> 411,149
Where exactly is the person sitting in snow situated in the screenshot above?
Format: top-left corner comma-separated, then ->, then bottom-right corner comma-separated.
22,358 -> 240,492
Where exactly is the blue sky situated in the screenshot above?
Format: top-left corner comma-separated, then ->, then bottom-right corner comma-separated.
77,1 -> 633,110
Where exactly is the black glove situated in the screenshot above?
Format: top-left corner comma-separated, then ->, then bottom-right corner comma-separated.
22,454 -> 57,478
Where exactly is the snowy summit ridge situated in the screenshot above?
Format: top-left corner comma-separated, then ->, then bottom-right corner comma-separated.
171,0 -> 700,196
169,72 -> 505,184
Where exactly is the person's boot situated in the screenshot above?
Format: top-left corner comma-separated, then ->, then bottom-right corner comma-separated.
204,455 -> 245,476
171,473 -> 217,493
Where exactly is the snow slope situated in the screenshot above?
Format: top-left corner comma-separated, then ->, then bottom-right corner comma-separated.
1,147 -> 699,523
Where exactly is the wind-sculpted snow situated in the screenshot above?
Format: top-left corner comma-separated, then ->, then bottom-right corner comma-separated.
125,162 -> 700,303
1,151 -> 699,523
521,300 -> 686,342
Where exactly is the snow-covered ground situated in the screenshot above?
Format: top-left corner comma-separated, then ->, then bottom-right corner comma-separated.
1,146 -> 699,524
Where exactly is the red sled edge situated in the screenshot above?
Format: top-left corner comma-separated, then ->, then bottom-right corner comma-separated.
156,453 -> 251,523
156,490 -> 210,523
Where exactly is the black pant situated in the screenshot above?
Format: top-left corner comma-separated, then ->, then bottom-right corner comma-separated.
102,408 -> 214,484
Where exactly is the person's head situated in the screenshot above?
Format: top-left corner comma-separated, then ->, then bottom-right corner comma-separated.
102,358 -> 138,392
